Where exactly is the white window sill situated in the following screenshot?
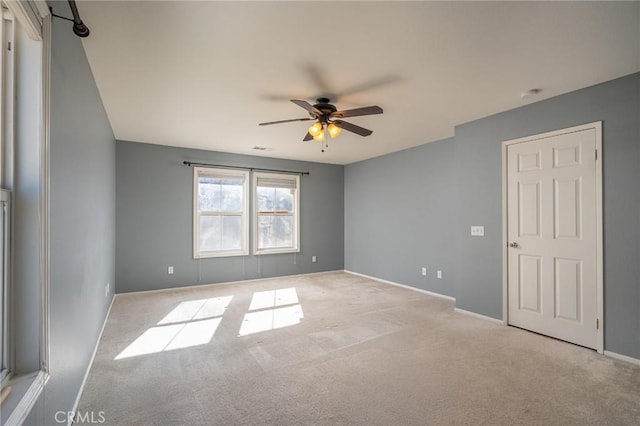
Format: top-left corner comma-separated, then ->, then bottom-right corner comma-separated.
194,249 -> 250,259
1,370 -> 48,426
254,248 -> 300,256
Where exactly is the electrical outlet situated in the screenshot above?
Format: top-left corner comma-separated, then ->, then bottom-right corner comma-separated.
437,270 -> 442,279
168,266 -> 174,274
471,226 -> 485,236
105,282 -> 109,297
421,267 -> 427,276
312,256 -> 317,263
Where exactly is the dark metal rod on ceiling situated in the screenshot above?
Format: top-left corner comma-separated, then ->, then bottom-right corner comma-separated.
51,0 -> 90,37
68,0 -> 90,37
183,161 -> 310,176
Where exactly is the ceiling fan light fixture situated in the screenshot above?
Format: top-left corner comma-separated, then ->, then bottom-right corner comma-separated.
308,122 -> 323,137
258,98 -> 382,147
313,129 -> 325,142
327,123 -> 342,139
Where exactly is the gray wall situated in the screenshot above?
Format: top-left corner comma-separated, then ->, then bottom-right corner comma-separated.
345,138 -> 455,297
25,9 -> 116,425
345,73 -> 639,359
453,73 -> 639,358
116,141 -> 344,293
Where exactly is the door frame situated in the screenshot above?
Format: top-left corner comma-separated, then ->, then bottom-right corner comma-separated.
501,121 -> 603,353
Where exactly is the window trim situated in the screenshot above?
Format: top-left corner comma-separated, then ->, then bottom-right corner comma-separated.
0,7 -> 14,386
252,172 -> 300,255
0,1 -> 51,424
193,167 -> 250,259
0,189 -> 10,385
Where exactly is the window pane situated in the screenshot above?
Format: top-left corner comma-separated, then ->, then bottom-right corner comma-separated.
257,187 -> 293,212
258,215 -> 293,249
198,177 -> 243,212
256,187 -> 275,211
199,215 -> 242,252
275,188 -> 293,212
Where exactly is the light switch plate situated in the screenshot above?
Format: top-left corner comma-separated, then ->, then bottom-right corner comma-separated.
471,226 -> 485,236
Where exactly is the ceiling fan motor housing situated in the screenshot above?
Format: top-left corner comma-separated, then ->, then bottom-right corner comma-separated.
313,98 -> 338,122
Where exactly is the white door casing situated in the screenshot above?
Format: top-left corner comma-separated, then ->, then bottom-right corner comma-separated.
503,122 -> 603,352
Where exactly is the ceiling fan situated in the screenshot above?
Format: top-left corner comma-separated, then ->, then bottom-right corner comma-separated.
258,98 -> 383,147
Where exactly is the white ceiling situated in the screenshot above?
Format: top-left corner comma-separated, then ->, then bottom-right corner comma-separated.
76,1 -> 640,165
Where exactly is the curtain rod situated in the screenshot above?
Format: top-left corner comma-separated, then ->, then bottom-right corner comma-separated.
50,1 -> 90,38
183,161 -> 310,176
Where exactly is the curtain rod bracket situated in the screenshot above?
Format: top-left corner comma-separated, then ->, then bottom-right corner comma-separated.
51,12 -> 75,23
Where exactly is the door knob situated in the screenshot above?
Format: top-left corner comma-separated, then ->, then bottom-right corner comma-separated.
509,242 -> 519,248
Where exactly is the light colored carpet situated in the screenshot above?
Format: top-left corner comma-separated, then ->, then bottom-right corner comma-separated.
77,272 -> 640,425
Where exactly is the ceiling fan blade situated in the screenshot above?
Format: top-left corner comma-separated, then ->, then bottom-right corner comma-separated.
332,105 -> 383,118
334,75 -> 400,99
305,64 -> 332,95
333,120 -> 373,137
291,99 -> 322,116
260,94 -> 300,102
303,132 -> 313,141
259,117 -> 313,126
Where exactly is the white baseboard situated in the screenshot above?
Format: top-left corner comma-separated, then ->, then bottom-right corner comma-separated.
343,270 -> 456,302
604,350 -> 640,366
454,307 -> 505,325
117,270 -> 345,296
69,294 -> 116,426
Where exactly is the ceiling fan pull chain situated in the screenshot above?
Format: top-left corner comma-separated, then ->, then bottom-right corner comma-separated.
323,129 -> 329,153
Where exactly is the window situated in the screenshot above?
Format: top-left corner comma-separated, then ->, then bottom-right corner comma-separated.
193,167 -> 249,258
0,1 -> 51,421
253,172 -> 300,255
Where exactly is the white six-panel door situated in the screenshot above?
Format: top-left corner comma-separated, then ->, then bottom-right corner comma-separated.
505,123 -> 602,350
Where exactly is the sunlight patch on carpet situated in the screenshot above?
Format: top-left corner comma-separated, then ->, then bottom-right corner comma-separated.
239,304 -> 304,336
115,296 -> 232,359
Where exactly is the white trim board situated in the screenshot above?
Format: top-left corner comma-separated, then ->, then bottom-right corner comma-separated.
604,351 -> 640,367
68,294 -> 116,426
116,270 -> 345,296
454,308 -> 505,325
343,270 -> 456,302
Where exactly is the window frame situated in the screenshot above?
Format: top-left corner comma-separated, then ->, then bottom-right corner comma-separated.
0,6 -> 13,385
0,190 -> 9,384
252,172 -> 300,255
0,1 -> 51,424
193,167 -> 250,259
